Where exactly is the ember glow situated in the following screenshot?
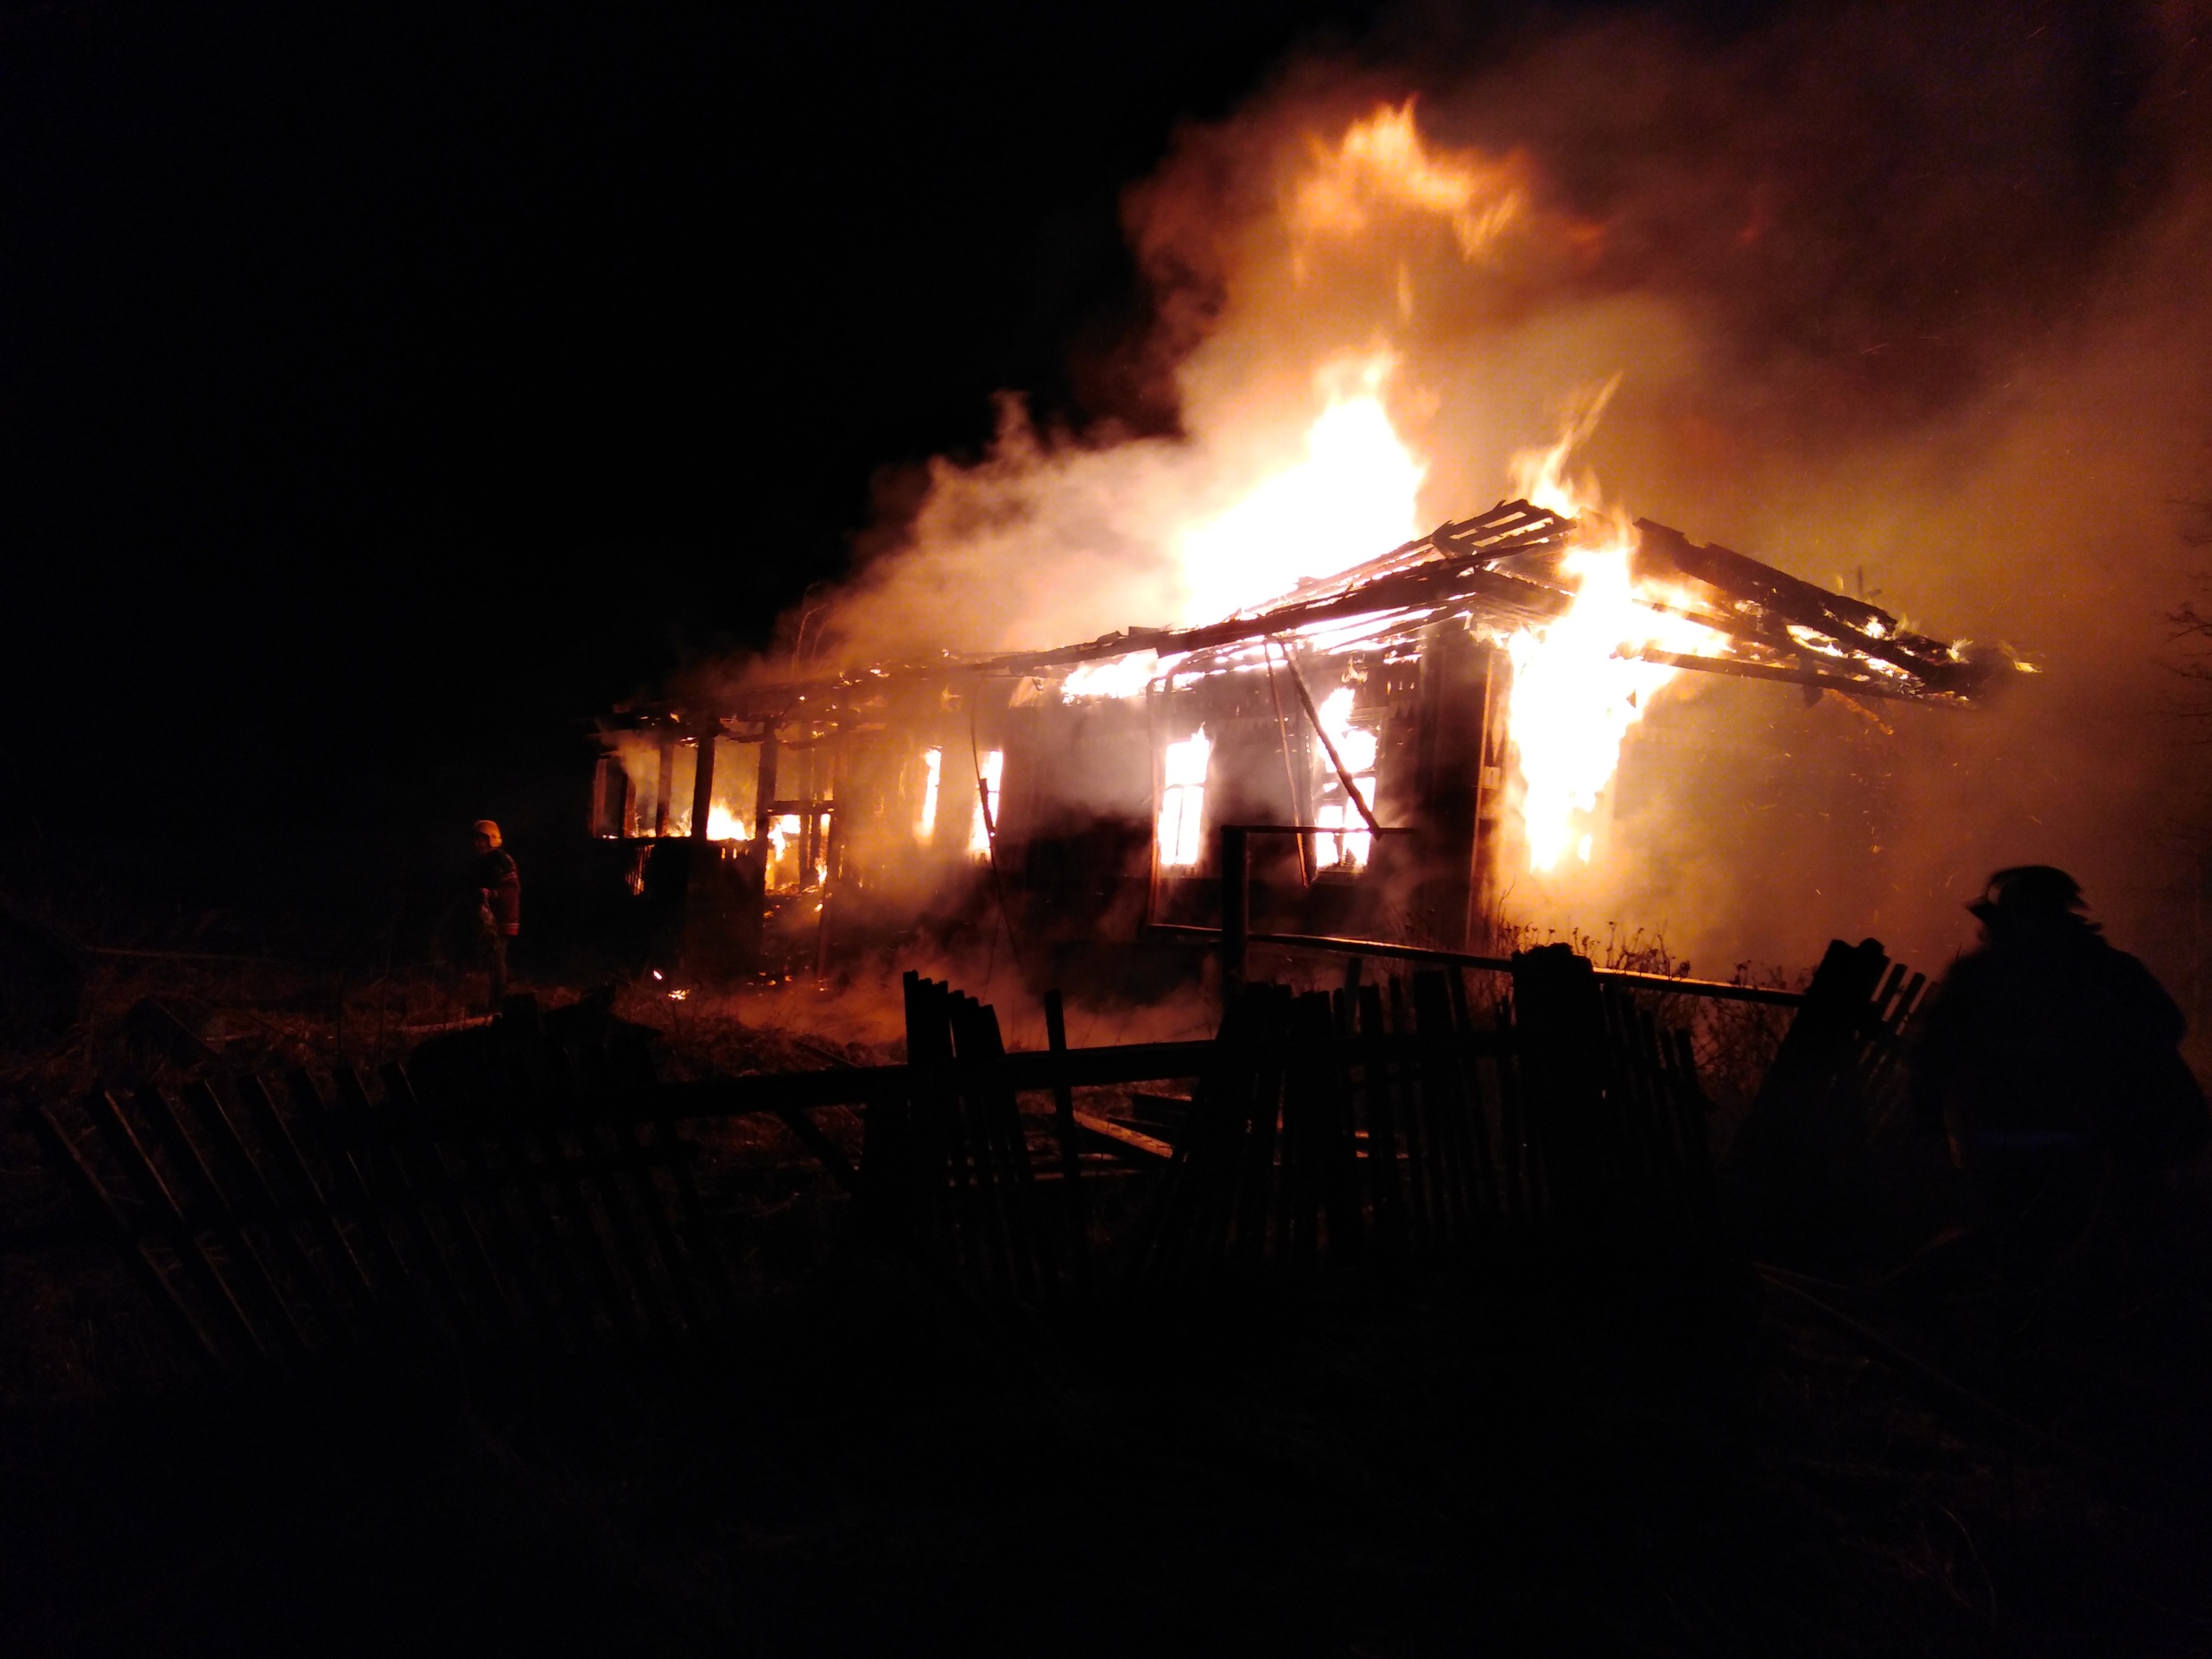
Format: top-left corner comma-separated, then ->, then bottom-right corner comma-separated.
1063,649 -> 1159,701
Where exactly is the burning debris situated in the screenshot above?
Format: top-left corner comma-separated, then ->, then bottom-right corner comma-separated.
591,495 -> 2007,980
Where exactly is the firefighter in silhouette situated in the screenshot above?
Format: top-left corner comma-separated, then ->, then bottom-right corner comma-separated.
469,818 -> 521,1009
1911,866 -> 2206,1284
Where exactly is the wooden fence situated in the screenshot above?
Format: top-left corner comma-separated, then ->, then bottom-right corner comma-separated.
1130,945 -> 1717,1291
15,939 -> 1919,1373
29,1046 -> 737,1370
1723,937 -> 1930,1259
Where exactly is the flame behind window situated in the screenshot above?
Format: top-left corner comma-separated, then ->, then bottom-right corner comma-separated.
1157,729 -> 1212,869
917,747 -> 942,842
1312,687 -> 1377,870
967,749 -> 1003,859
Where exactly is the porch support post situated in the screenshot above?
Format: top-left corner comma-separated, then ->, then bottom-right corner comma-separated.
1219,824 -> 1249,1003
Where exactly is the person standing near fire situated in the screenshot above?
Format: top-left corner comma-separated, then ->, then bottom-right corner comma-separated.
469,818 -> 521,1008
1911,865 -> 2206,1292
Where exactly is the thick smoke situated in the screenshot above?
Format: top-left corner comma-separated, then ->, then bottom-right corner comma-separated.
808,2 -> 2212,998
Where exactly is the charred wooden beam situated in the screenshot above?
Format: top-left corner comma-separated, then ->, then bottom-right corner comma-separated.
688,731 -> 715,842
1628,648 -> 1937,700
614,496 -> 1991,724
1632,518 -> 1970,691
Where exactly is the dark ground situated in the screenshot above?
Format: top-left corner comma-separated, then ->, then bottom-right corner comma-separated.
2,4 -> 2205,1645
7,956 -> 2212,1654
6,1263 -> 2212,1658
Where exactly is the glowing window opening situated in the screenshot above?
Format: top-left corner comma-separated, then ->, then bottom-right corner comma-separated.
917,747 -> 942,841
1312,686 -> 1379,872
1157,728 -> 1212,869
968,750 -> 1003,858
1313,781 -> 1376,871
765,812 -> 807,894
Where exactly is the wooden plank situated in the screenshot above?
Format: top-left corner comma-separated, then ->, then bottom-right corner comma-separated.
602,1031 -> 744,1330
1363,983 -> 1428,1256
491,1060 -> 646,1353
1601,995 -> 1654,1230
1492,1015 -> 1535,1228
137,1086 -> 315,1357
1668,1027 -> 1719,1230
379,1065 -> 547,1351
650,1039 -> 1217,1118
1446,986 -> 1503,1229
1281,992 -> 1335,1278
1348,985 -> 1405,1258
551,1052 -> 710,1344
904,974 -> 968,1273
233,1074 -> 379,1313
31,1100 -> 226,1367
564,1036 -> 734,1343
542,1052 -> 683,1349
944,991 -> 1020,1299
90,1090 -> 269,1362
334,1063 -> 500,1344
1307,991 -> 1363,1268
1187,1023 -> 1258,1275
1138,991 -> 1253,1288
327,1066 -> 479,1347
471,1070 -> 607,1353
285,1069 -> 425,1325
1408,974 -> 1465,1251
384,1069 -> 532,1344
960,999 -> 1047,1303
1071,1111 -> 1174,1162
180,1078 -> 353,1351
772,1107 -> 857,1192
1227,986 -> 1286,1271
1042,989 -> 1093,1300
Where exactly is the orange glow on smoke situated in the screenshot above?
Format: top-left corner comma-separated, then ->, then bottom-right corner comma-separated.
1175,357 -> 1424,626
1289,99 -> 1531,263
1043,102 -> 1736,884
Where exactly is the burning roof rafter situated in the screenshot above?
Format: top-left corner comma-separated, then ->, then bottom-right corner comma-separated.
632,499 -> 1996,729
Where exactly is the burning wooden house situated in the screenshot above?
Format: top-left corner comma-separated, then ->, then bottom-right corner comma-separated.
589,499 -> 1994,988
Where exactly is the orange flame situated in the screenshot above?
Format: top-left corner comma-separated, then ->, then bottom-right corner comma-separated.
1501,397 -> 1724,872
1290,99 -> 1531,263
1174,356 -> 1424,625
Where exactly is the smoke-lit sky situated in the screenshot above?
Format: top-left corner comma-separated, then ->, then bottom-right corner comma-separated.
3,0 -> 2208,985
809,2 -> 2212,982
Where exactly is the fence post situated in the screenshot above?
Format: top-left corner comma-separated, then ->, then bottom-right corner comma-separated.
1219,824 -> 1249,1002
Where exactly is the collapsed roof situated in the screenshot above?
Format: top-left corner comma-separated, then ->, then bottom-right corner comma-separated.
632,499 -> 1999,726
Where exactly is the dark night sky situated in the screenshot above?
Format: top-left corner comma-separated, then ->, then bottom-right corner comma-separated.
0,0 -> 1433,911
0,0 -> 1828,925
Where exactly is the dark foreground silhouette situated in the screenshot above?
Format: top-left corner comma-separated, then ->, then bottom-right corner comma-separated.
1913,867 -> 2208,1296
